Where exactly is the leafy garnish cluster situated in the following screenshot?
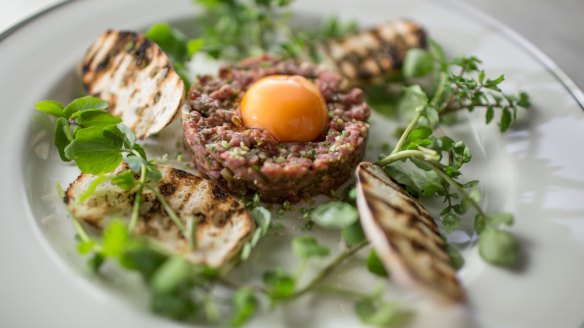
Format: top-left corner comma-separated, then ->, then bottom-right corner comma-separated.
36,97 -> 192,242
371,40 -> 527,267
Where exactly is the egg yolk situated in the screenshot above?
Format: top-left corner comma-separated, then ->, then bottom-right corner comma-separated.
240,75 -> 328,142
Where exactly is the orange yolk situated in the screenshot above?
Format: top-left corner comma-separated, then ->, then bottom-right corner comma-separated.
240,75 -> 328,142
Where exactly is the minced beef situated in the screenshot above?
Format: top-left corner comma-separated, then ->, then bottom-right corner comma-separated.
181,55 -> 370,203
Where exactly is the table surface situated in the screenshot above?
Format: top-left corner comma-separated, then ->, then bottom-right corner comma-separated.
1,0 -> 583,89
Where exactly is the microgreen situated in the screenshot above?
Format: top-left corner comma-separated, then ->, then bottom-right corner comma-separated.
292,236 -> 330,259
311,201 -> 359,229
231,288 -> 258,328
478,228 -> 519,267
355,298 -> 413,327
241,207 -> 271,260
366,251 -> 388,278
342,222 -> 367,246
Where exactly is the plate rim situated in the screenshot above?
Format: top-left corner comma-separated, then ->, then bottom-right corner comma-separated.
3,0 -> 584,327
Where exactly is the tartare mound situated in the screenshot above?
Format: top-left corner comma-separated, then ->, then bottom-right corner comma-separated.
181,55 -> 370,203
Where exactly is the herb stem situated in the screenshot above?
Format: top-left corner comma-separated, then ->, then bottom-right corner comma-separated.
63,120 -> 73,142
56,183 -> 95,246
295,258 -> 307,281
148,186 -> 188,237
414,159 -> 486,217
128,164 -> 147,232
313,285 -> 371,300
203,293 -> 221,323
430,72 -> 447,109
376,149 -> 438,167
215,276 -> 267,294
290,240 -> 368,300
391,109 -> 424,154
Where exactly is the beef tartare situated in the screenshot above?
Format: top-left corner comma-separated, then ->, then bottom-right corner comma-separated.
181,55 -> 370,203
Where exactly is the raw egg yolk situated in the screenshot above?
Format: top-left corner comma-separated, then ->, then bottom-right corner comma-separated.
240,75 -> 328,142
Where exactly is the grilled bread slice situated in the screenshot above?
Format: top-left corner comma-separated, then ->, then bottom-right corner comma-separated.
81,30 -> 184,139
356,162 -> 464,303
322,19 -> 426,82
65,164 -> 254,268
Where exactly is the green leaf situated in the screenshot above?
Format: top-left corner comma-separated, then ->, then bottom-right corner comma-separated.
468,187 -> 481,204
77,173 -> 108,203
440,212 -> 460,234
355,299 -> 412,327
422,181 -> 443,197
103,123 -> 138,149
424,106 -> 440,127
231,288 -> 258,328
428,39 -> 446,65
319,16 -> 359,39
127,155 -> 145,174
446,244 -> 464,270
187,38 -> 205,57
263,270 -> 296,300
111,170 -> 138,191
240,242 -> 253,261
151,256 -> 192,294
478,70 -> 485,84
485,74 -> 505,90
311,201 -> 359,229
77,239 -> 96,255
54,117 -> 72,161
120,246 -> 167,281
251,207 -> 271,236
88,253 -> 105,272
518,91 -> 530,107
145,163 -> 163,182
488,212 -> 514,226
499,107 -> 512,132
384,165 -> 421,197
35,100 -> 64,117
463,180 -> 479,189
292,236 -> 330,259
145,23 -> 190,64
347,187 -> 357,201
151,292 -> 195,320
102,220 -> 129,258
478,228 -> 519,267
75,109 -> 121,128
64,127 -> 123,175
485,105 -> 494,124
342,222 -> 366,246
63,96 -> 108,118
243,206 -> 272,259
367,251 -> 388,277
397,85 -> 429,121
403,48 -> 434,79
406,126 -> 432,141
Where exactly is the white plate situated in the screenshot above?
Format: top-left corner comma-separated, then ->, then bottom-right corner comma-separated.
1,0 -> 584,327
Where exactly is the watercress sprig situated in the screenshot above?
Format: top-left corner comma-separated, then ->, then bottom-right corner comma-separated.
35,96 -> 191,242
375,74 -> 521,267
401,40 -> 530,131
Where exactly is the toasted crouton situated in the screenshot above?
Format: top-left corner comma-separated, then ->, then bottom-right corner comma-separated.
356,162 -> 464,303
81,30 -> 184,139
322,19 -> 426,82
65,164 -> 253,268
